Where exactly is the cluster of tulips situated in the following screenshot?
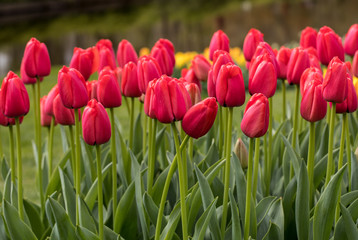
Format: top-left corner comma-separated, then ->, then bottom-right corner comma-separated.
1,23 -> 358,240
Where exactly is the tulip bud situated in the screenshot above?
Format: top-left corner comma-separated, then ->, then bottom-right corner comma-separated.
307,48 -> 322,72
70,47 -> 96,81
117,39 -> 138,68
82,99 -> 111,145
216,63 -> 245,107
182,67 -> 201,91
96,39 -> 116,60
0,71 -> 30,118
98,47 -> 117,71
44,85 -> 59,116
243,28 -> 264,62
58,66 -> 89,109
86,80 -> 98,100
0,90 -> 22,126
276,46 -> 292,80
207,68 -> 216,98
234,138 -> 248,169
184,82 -> 201,105
212,50 -> 234,84
21,37 -> 51,78
300,67 -> 323,97
336,74 -> 358,113
144,79 -> 158,119
249,53 -> 277,98
352,51 -> 358,78
41,96 -> 55,127
300,27 -> 317,49
322,57 -> 348,103
209,30 -> 230,61
151,39 -> 175,76
241,93 -> 269,138
153,76 -> 192,123
317,26 -> 345,65
300,80 -> 327,122
252,42 -> 279,75
137,55 -> 162,94
192,55 -> 211,81
20,60 -> 38,84
181,97 -> 218,139
53,94 -> 81,125
344,24 -> 358,56
97,67 -> 122,108
121,62 -> 141,98
287,47 -> 310,85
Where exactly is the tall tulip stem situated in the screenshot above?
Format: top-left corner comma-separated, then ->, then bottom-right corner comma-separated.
218,106 -> 224,157
9,126 -> 15,184
48,117 -> 55,175
109,108 -> 117,218
96,144 -> 104,240
346,114 -> 352,191
147,118 -> 154,195
252,137 -> 261,202
36,78 -> 44,212
68,125 -> 76,178
244,137 -> 255,240
143,113 -> 148,159
129,98 -> 135,149
307,122 -> 315,207
221,107 -> 233,237
154,134 -> 189,240
265,98 -> 273,196
74,108 -> 81,225
325,103 -> 336,187
171,123 -> 188,240
292,84 -> 300,148
282,79 -> 286,121
15,117 -> 24,220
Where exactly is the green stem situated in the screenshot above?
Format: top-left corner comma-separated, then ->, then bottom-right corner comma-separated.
188,138 -> 193,162
147,118 -> 154,195
221,107 -> 233,237
124,96 -> 130,115
36,78 -> 44,212
0,128 -> 3,158
307,122 -> 315,207
68,125 -> 76,178
129,98 -> 135,149
15,117 -> 24,220
223,107 -> 228,157
9,126 -> 15,184
266,98 -> 273,196
74,109 -> 81,226
96,145 -> 104,240
143,113 -> 148,160
244,138 -> 255,240
48,117 -> 55,175
325,103 -> 336,187
327,103 -> 331,125
171,123 -> 188,240
180,128 -> 188,195
109,108 -> 117,218
218,106 -> 224,158
292,84 -> 300,149
32,84 -> 38,148
252,138 -> 261,202
282,79 -> 286,121
154,135 -> 190,240
345,114 -> 352,191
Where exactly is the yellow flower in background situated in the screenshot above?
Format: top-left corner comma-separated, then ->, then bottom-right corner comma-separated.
175,51 -> 198,69
203,48 -> 210,61
322,66 -> 327,78
139,47 -> 150,57
230,47 -> 246,67
353,76 -> 358,96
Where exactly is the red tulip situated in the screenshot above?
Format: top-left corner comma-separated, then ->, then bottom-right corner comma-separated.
207,68 -> 216,98
96,39 -> 116,60
20,60 -> 38,84
243,28 -> 264,62
322,57 -> 348,103
137,55 -> 162,94
300,67 -> 323,97
241,93 -> 269,138
184,82 -> 201,105
216,63 -> 245,107
98,47 -> 117,71
192,55 -> 211,81
276,46 -> 292,79
300,27 -> 317,49
317,26 -> 345,65
307,48 -> 322,72
300,80 -> 327,122
121,62 -> 141,98
287,47 -> 310,85
252,42 -> 279,75
117,39 -> 138,68
144,78 -> 158,119
249,53 -> 277,98
182,67 -> 201,91
0,71 -> 30,118
212,50 -> 234,84
151,39 -> 175,76
97,67 -> 122,108
21,37 -> 51,78
44,85 -> 59,116
209,30 -> 230,61
0,89 -> 22,126
114,67 -> 123,87
70,47 -> 96,81
82,99 -> 111,145
53,94 -> 81,125
344,24 -> 358,56
41,96 -> 55,127
58,66 -> 89,109
181,97 -> 218,139
336,73 -> 358,113
86,80 -> 98,100
353,51 -> 358,78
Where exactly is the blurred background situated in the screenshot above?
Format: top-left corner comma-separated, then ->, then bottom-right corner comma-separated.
0,0 -> 357,78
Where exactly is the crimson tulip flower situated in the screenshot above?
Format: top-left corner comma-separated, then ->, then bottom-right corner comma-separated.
287,47 -> 310,85
276,46 -> 292,80
300,80 -> 327,122
121,62 -> 141,98
151,39 -> 175,76
137,55 -> 162,94
191,54 -> 211,81
41,96 -> 54,127
70,47 -> 97,81
53,94 -> 81,125
117,39 -> 138,68
336,73 -> 358,113
300,67 -> 323,97
344,24 -> 358,56
300,27 -> 317,49
209,30 -> 230,60
243,28 -> 264,62
97,67 -> 122,108
44,85 -> 59,116
317,26 -> 345,65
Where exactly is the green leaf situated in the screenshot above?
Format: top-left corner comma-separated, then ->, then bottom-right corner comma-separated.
78,197 -> 97,234
340,203 -> 358,239
0,213 -> 10,240
1,156 -> 9,181
59,126 -> 69,153
313,149 -> 339,189
46,150 -> 71,197
262,222 -> 281,240
193,198 -> 218,240
24,200 -> 44,239
295,161 -> 309,240
151,166 -> 169,205
341,190 -> 358,206
76,225 -> 99,240
133,113 -> 143,156
229,191 -> 242,240
334,198 -> 358,240
2,200 -> 37,240
113,181 -> 135,233
256,196 -> 277,225
143,192 -> 162,231
59,168 -> 76,225
313,165 -> 346,240
281,134 -> 301,175
115,118 -> 130,186
160,202 -> 181,240
258,198 -> 284,240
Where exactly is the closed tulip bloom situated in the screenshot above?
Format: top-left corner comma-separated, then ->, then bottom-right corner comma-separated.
53,94 -> 80,125
22,37 -> 51,78
336,74 -> 358,113
82,99 -> 111,145
86,80 -> 98,100
192,55 -> 211,81
287,47 -> 310,85
184,82 -> 201,105
121,62 -> 141,97
207,68 -> 216,98
317,26 -> 345,65
182,67 -> 201,91
41,96 -> 54,127
144,79 -> 158,119
300,80 -> 327,122
209,30 -> 230,61
216,63 -> 245,107
352,51 -> 358,78
323,57 -> 348,103
96,39 -> 116,59
252,42 -> 279,74
0,90 -> 22,126
300,27 -> 317,49
137,55 -> 162,94
0,71 -> 30,117
20,60 -> 38,84
117,39 -> 138,68
234,138 -> 248,169
97,67 -> 122,108
58,66 -> 89,109
181,97 -> 218,139
44,85 -> 59,116
151,39 -> 175,76
70,47 -> 96,81
249,53 -> 277,98
154,76 -> 192,123
243,28 -> 264,62
98,47 -> 117,71
308,49 -> 322,73
276,46 -> 292,79
300,67 -> 323,97
344,24 -> 358,56
212,50 -> 234,83
241,93 -> 269,138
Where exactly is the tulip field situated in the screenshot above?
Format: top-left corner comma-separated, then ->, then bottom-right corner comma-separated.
1,25 -> 358,240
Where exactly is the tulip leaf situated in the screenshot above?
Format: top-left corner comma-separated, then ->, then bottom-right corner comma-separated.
333,198 -> 358,240
46,150 -> 71,197
262,222 -> 281,240
229,191 -> 242,240
1,156 -> 9,181
0,210 -> 10,240
281,134 -> 301,175
3,171 -> 11,204
59,168 -> 76,225
113,181 -> 135,234
59,125 -> 69,153
152,166 -> 170,205
76,225 -> 99,240
159,202 -> 181,240
78,197 -> 97,234
143,192 -> 161,227
340,203 -> 358,238
257,198 -> 284,240
341,190 -> 358,206
23,199 -> 44,239
313,165 -> 346,240
80,138 -> 95,187
313,149 -> 339,189
2,200 -> 37,240
295,161 -> 309,240
193,198 -> 218,240
132,113 -> 143,156
351,150 -> 358,191
256,196 -> 277,226
115,118 -> 130,186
